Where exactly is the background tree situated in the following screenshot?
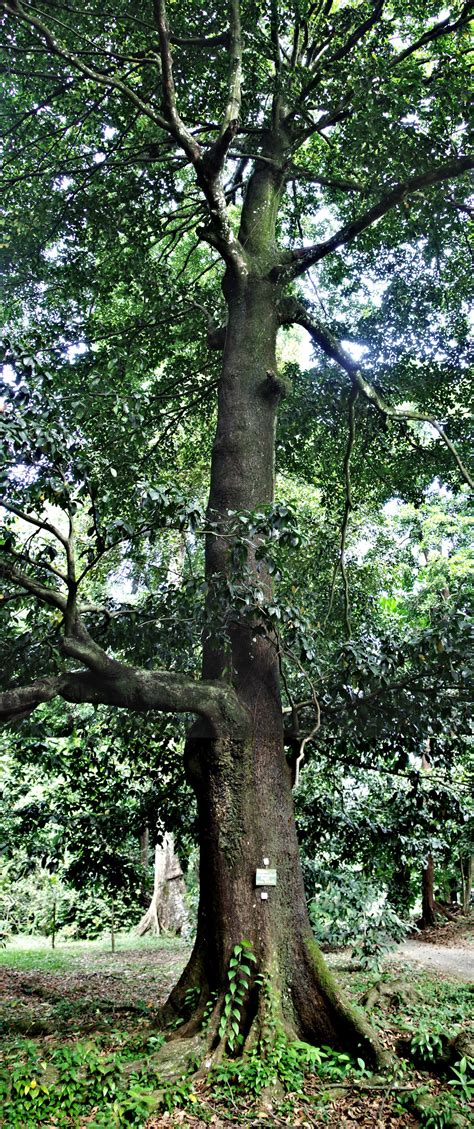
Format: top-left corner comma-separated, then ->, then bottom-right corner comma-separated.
0,0 -> 473,1065
0,702 -> 195,940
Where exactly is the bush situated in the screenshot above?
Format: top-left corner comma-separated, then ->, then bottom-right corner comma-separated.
308,865 -> 410,968
0,856 -> 143,941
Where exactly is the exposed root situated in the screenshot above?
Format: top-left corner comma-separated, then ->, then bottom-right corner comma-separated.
300,935 -> 391,1069
361,977 -> 419,1013
157,938 -> 389,1081
156,941 -> 206,1031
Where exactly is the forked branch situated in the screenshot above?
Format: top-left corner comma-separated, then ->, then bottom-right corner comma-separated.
2,0 -> 170,132
3,0 -> 246,271
153,0 -> 201,160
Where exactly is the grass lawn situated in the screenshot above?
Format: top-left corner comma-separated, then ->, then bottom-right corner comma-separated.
0,932 -> 472,1127
0,931 -> 186,973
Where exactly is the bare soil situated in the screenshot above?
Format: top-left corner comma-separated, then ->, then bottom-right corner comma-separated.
391,912 -> 474,981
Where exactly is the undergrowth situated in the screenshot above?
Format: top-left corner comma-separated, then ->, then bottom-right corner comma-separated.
0,939 -> 472,1126
0,1035 -> 171,1127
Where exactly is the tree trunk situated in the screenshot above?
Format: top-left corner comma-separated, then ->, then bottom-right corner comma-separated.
420,854 -> 436,929
460,855 -> 473,914
138,836 -> 188,936
160,270 -> 384,1066
140,826 -> 150,871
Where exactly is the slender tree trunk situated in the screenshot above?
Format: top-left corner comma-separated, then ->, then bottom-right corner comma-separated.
460,855 -> 473,914
140,826 -> 150,871
388,863 -> 412,916
420,855 -> 436,929
161,271 -> 384,1064
51,897 -> 56,950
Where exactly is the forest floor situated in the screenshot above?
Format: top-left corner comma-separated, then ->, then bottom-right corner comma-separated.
0,918 -> 472,1127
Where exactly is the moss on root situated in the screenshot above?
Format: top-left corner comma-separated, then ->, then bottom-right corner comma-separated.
304,936 -> 390,1069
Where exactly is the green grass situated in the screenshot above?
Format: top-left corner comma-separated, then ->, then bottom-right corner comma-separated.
0,931 -> 187,973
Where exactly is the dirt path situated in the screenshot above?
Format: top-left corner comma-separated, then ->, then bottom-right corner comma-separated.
391,940 -> 473,981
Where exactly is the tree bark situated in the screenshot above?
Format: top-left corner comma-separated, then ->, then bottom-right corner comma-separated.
420,854 -> 436,929
160,263 -> 384,1065
387,863 -> 412,916
140,827 -> 150,871
137,836 -> 188,936
460,855 -> 473,915
0,117 -> 386,1064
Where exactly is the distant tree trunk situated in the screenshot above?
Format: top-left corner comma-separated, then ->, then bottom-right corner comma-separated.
420,855 -> 436,928
460,855 -> 473,914
137,835 -> 188,936
140,826 -> 150,870
448,874 -> 459,905
139,825 -> 150,907
419,741 -> 436,929
51,897 -> 56,950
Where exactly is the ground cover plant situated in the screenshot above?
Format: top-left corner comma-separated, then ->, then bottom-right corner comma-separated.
0,931 -> 473,1126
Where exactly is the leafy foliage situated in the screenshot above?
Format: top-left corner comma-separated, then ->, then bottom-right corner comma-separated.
308,867 -> 410,969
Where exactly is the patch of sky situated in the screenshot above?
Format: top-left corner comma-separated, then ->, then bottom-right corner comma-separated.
347,536 -> 373,563
67,343 -> 88,362
43,243 -> 62,262
1,364 -> 16,387
383,498 -> 402,518
107,560 -> 140,603
53,176 -> 74,191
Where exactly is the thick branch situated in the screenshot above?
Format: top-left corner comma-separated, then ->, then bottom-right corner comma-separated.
0,675 -> 64,724
152,0 -> 201,159
391,2 -> 473,68
221,0 -> 242,136
0,557 -> 67,612
284,157 -> 474,277
281,300 -> 474,489
0,558 -> 125,677
0,667 -> 249,737
169,31 -> 229,48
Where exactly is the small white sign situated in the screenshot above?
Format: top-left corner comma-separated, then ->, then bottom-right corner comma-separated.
255,868 -> 277,887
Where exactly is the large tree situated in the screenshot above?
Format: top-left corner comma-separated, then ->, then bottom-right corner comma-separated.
0,0 -> 472,1065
